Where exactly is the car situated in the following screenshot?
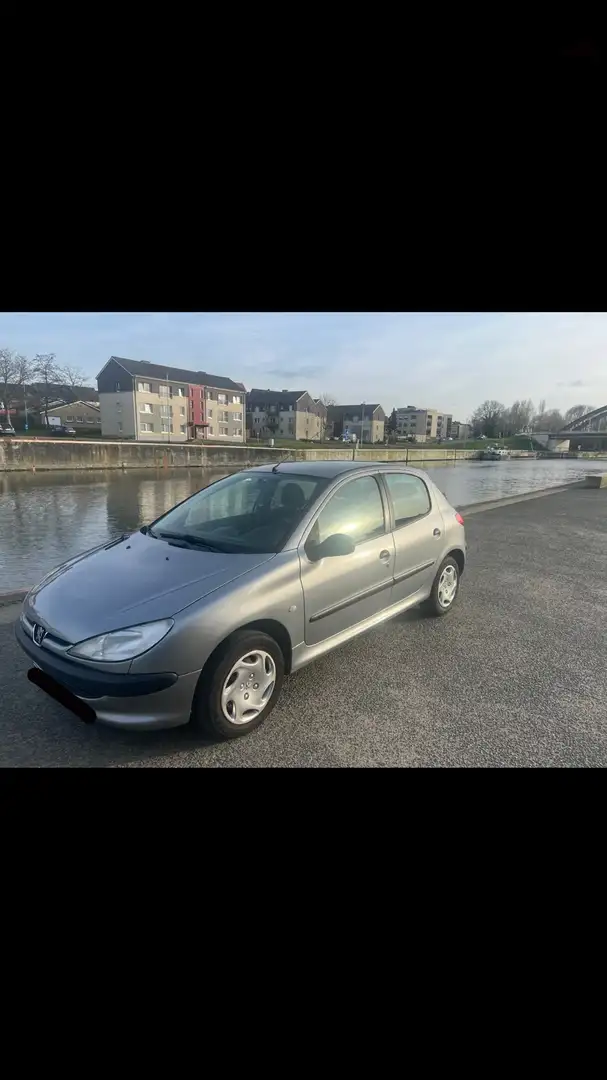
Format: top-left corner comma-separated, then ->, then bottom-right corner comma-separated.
16,461 -> 466,738
1,424 -> 16,435
49,425 -> 77,436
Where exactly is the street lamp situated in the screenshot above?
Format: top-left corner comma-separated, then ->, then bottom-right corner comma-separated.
361,401 -> 365,444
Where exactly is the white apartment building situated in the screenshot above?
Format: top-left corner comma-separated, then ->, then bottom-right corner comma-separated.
395,407 -> 452,442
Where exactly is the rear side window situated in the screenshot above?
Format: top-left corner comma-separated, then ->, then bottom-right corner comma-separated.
384,473 -> 431,527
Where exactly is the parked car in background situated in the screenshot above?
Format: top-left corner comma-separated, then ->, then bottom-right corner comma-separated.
0,424 -> 16,436
16,461 -> 466,739
49,425 -> 77,436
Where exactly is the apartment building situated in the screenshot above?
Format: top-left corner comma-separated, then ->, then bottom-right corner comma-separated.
327,404 -> 386,444
45,401 -> 101,430
395,407 -> 452,442
97,357 -> 246,442
451,421 -> 470,441
247,390 -> 326,441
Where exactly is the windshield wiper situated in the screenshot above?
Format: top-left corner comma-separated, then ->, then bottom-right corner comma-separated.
156,531 -> 226,553
140,524 -> 157,538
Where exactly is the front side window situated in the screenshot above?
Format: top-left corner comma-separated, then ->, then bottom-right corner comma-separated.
384,473 -> 431,527
308,476 -> 385,549
151,471 -> 329,555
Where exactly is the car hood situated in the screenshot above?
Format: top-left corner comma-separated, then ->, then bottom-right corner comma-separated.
25,531 -> 275,644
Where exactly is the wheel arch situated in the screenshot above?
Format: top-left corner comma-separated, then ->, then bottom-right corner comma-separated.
445,547 -> 466,576
201,618 -> 294,678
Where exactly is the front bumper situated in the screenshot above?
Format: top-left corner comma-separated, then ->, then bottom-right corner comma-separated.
16,620 -> 199,730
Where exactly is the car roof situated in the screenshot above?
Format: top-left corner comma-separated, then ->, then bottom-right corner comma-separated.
250,459 -> 433,481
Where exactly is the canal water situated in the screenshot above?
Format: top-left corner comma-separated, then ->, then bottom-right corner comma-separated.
1,459 -> 605,590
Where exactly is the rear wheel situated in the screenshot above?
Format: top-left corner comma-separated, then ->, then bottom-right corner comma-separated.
190,630 -> 285,739
423,556 -> 460,617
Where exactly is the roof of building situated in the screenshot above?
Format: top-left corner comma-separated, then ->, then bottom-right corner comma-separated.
103,356 -> 246,392
327,403 -> 384,415
53,400 -> 100,411
247,388 -> 307,406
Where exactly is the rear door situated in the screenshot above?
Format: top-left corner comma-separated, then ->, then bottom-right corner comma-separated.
299,473 -> 395,647
380,472 -> 444,604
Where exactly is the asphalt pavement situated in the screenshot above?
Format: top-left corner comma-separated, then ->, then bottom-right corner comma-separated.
1,485 -> 606,767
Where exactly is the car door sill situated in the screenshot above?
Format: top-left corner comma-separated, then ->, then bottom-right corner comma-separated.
292,585 -> 429,672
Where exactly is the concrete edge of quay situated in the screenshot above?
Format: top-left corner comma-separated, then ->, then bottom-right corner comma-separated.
0,590 -> 28,608
2,476 -> 604,606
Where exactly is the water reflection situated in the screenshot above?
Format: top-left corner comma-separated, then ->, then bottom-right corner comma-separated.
1,459 -> 605,590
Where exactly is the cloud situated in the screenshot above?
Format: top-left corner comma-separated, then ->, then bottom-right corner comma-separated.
557,379 -> 588,388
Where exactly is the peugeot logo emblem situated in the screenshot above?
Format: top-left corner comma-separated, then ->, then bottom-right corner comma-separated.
33,623 -> 46,647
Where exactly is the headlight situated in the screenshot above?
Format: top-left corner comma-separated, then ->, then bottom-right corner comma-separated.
67,619 -> 174,662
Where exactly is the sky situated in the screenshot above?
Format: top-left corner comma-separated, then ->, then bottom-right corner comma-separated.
0,312 -> 605,421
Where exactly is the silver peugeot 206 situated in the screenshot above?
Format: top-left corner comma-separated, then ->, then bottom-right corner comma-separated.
16,460 -> 466,738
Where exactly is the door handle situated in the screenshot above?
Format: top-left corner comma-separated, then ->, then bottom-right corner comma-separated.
433,528 -> 441,537
379,550 -> 391,561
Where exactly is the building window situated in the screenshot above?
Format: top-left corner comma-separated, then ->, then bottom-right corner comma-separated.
160,404 -> 171,417
219,423 -> 229,435
233,411 -> 243,422
159,385 -> 170,397
232,395 -> 241,404
219,410 -> 229,423
234,427 -> 242,436
117,422 -> 123,432
140,422 -> 153,432
180,424 -> 186,434
140,404 -> 153,414
208,409 -> 213,418
176,387 -> 184,397
179,406 -> 185,417
207,391 -> 214,401
217,393 -> 227,405
116,403 -> 122,413
208,425 -> 213,434
66,415 -> 74,422
137,382 -> 151,393
115,382 -> 121,392
76,416 -> 84,423
161,421 -> 173,433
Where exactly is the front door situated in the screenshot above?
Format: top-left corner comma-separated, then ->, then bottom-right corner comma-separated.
380,472 -> 444,604
299,474 -> 395,647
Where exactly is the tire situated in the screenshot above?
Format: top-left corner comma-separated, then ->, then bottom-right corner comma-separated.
190,630 -> 285,739
422,556 -> 460,617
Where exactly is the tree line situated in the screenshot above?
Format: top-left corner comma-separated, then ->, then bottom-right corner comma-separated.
468,399 -> 596,439
0,348 -> 91,426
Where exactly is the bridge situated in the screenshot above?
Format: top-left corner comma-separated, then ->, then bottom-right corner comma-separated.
532,405 -> 607,451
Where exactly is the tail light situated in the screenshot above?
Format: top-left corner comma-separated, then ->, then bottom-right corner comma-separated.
455,512 -> 464,526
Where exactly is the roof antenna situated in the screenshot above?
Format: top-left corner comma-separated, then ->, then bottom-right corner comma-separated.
272,454 -> 293,473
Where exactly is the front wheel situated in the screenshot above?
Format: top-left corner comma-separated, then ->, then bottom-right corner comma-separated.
190,630 -> 285,739
423,556 -> 460,617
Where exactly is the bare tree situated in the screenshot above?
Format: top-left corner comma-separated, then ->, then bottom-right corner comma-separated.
317,393 -> 336,407
564,404 -> 594,425
0,348 -> 31,427
504,399 -> 535,434
469,400 -> 506,438
533,407 -> 565,432
32,353 -> 61,428
58,364 -> 91,402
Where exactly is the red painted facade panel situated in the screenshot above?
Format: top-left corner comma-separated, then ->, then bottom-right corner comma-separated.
188,384 -> 205,426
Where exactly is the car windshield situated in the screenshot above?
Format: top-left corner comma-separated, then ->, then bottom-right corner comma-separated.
149,470 -> 329,554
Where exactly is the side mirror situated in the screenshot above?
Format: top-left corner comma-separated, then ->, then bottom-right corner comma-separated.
307,533 -> 355,561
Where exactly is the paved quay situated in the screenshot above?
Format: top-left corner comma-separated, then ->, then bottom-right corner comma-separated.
0,485 -> 605,767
